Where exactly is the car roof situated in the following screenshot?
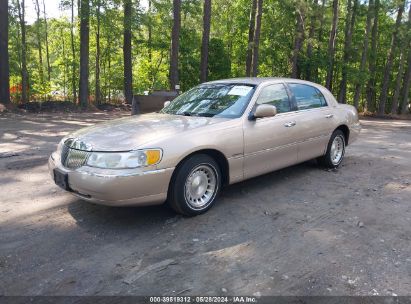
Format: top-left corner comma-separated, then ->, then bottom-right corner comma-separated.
205,77 -> 324,87
203,77 -> 337,106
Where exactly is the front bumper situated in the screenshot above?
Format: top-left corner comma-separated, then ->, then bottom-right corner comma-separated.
48,154 -> 174,206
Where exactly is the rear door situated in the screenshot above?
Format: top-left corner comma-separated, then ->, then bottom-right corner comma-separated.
243,83 -> 300,179
286,83 -> 335,162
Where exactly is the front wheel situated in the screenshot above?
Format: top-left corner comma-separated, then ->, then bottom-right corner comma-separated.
318,130 -> 346,168
167,154 -> 222,216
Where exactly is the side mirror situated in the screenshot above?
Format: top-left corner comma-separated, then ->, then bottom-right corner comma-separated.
163,101 -> 171,108
251,104 -> 277,120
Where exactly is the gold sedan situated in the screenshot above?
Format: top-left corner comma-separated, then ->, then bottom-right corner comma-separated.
49,78 -> 361,216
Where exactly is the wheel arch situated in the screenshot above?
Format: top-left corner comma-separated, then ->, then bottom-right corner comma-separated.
172,149 -> 230,186
335,124 -> 350,145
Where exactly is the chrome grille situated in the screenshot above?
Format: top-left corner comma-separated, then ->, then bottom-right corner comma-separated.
61,143 -> 70,165
61,145 -> 90,169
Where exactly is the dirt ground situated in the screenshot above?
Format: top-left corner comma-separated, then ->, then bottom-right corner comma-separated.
0,112 -> 410,296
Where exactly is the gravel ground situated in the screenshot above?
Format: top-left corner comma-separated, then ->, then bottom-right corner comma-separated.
0,112 -> 410,296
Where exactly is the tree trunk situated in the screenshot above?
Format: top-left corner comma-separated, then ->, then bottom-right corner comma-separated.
34,0 -> 44,87
79,0 -> 90,108
200,0 -> 211,83
123,0 -> 133,105
95,0 -> 101,105
338,0 -> 357,104
104,50 -> 109,102
16,0 -> 28,103
148,0 -> 153,87
61,27 -> 67,98
314,0 -> 326,82
378,0 -> 405,115
0,0 -> 10,104
400,49 -> 411,114
42,0 -> 51,83
148,0 -> 152,64
391,49 -> 405,114
169,0 -> 181,90
366,0 -> 379,112
108,54 -> 111,103
353,0 -> 373,109
291,1 -> 305,78
70,0 -> 77,103
400,7 -> 411,115
251,0 -> 263,77
246,0 -> 257,77
305,0 -> 318,81
325,0 -> 338,90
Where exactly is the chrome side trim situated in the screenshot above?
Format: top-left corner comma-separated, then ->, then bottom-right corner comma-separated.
76,167 -> 175,178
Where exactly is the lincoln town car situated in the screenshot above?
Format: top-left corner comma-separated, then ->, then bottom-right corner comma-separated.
49,78 -> 361,215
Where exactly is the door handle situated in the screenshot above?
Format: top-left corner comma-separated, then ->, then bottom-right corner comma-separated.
325,114 -> 334,118
284,121 -> 296,127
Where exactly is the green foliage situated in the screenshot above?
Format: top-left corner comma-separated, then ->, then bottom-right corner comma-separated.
208,38 -> 231,81
6,0 -> 411,113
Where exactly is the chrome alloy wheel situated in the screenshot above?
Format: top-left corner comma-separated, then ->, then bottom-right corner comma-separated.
184,164 -> 217,209
330,135 -> 345,165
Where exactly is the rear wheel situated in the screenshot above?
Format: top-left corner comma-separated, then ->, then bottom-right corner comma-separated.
168,154 -> 221,216
318,130 -> 346,168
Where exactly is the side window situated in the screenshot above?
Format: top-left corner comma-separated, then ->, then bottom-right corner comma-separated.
255,84 -> 291,114
288,84 -> 328,110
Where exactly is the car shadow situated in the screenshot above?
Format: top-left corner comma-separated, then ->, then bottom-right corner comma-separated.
223,159 -> 320,195
66,159 -> 321,232
67,199 -> 176,232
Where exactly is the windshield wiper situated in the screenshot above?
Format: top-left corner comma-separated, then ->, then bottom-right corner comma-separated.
196,113 -> 215,117
178,111 -> 215,117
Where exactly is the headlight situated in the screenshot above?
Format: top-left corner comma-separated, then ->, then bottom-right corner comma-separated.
86,149 -> 162,169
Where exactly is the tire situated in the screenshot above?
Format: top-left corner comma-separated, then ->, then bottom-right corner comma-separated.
168,154 -> 222,216
318,129 -> 346,168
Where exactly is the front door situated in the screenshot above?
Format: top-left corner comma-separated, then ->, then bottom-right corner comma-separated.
243,83 -> 300,179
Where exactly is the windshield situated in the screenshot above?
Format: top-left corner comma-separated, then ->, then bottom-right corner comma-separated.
160,84 -> 256,118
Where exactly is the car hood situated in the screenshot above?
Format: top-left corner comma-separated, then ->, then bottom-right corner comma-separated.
69,113 -> 230,151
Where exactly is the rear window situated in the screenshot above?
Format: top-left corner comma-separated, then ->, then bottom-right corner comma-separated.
288,84 -> 327,110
